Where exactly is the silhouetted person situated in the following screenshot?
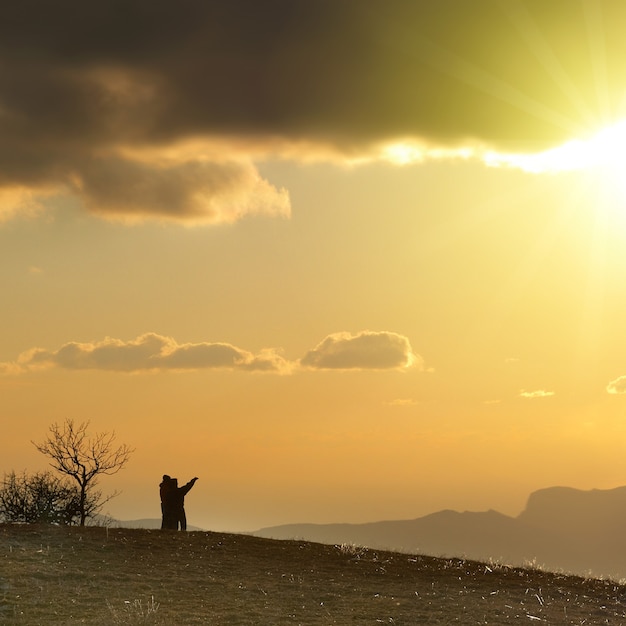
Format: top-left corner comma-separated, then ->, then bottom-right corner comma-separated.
159,475 -> 177,529
160,475 -> 198,530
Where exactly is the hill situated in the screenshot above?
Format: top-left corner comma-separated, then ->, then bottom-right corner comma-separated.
2,523 -> 626,625
255,486 -> 626,580
107,517 -> 204,532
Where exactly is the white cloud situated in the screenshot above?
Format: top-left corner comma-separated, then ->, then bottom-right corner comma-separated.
301,331 -> 420,371
607,376 -> 626,395
519,389 -> 555,399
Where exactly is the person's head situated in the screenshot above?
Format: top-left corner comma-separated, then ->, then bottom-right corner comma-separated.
162,474 -> 171,481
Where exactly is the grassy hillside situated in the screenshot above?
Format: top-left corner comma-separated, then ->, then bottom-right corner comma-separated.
2,524 -> 626,625
255,486 -> 626,581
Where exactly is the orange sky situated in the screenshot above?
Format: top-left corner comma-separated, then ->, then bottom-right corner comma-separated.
2,1 -> 626,532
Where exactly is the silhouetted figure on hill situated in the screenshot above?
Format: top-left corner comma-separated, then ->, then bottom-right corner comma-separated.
159,475 -> 176,529
159,475 -> 198,530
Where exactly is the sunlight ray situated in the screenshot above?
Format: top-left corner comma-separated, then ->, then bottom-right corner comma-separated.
572,181 -> 610,381
582,0 -> 612,121
498,0 -> 594,125
463,174 -> 588,352
412,35 -> 585,138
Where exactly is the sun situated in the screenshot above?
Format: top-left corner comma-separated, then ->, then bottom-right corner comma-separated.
481,119 -> 626,224
379,121 -> 626,219
485,119 -> 626,176
582,121 -> 626,196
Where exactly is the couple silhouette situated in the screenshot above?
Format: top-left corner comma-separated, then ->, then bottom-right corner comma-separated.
160,475 -> 198,530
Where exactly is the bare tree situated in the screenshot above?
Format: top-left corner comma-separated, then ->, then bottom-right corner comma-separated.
33,419 -> 134,526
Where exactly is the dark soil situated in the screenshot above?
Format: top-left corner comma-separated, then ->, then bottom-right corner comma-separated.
1,523 -> 626,624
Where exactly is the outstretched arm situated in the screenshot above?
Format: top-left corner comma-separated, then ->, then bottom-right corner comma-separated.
179,477 -> 198,496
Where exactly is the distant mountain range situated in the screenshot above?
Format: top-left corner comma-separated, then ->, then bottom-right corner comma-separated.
254,486 -> 626,580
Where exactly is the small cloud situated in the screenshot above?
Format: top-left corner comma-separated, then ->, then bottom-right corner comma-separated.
387,398 -> 418,407
483,399 -> 501,405
505,357 -> 520,363
0,362 -> 23,376
300,331 -> 421,371
29,266 -> 43,274
12,333 -> 292,374
607,376 -> 626,395
519,389 -> 554,399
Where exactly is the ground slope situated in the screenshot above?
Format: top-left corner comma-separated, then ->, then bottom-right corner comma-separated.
2,524 -> 626,625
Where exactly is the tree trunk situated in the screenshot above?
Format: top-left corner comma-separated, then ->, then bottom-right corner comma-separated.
79,484 -> 87,526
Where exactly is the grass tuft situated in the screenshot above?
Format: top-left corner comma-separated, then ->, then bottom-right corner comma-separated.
106,596 -> 161,625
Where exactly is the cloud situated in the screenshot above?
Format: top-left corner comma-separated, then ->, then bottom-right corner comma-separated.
607,376 -> 626,394
0,362 -> 22,376
0,186 -> 49,222
74,155 -> 290,225
0,0 -> 621,222
301,331 -> 420,371
519,389 -> 555,399
387,398 -> 418,407
16,333 -> 292,374
3,330 -> 421,375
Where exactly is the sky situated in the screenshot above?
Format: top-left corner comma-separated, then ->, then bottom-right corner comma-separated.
3,0 -> 626,532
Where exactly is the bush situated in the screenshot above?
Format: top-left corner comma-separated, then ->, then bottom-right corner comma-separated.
0,470 -> 87,525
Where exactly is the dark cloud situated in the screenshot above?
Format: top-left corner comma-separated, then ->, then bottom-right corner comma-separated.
1,1 -> 624,219
75,155 -> 290,224
301,331 -> 420,370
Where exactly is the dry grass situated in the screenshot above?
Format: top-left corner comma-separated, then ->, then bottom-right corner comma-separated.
2,523 -> 626,624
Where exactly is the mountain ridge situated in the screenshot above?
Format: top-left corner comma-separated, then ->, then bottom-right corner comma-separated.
254,485 -> 626,580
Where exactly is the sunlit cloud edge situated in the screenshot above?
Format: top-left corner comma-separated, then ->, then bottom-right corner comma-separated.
5,120 -> 626,226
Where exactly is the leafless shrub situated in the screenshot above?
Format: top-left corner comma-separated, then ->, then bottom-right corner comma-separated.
0,470 -> 88,525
